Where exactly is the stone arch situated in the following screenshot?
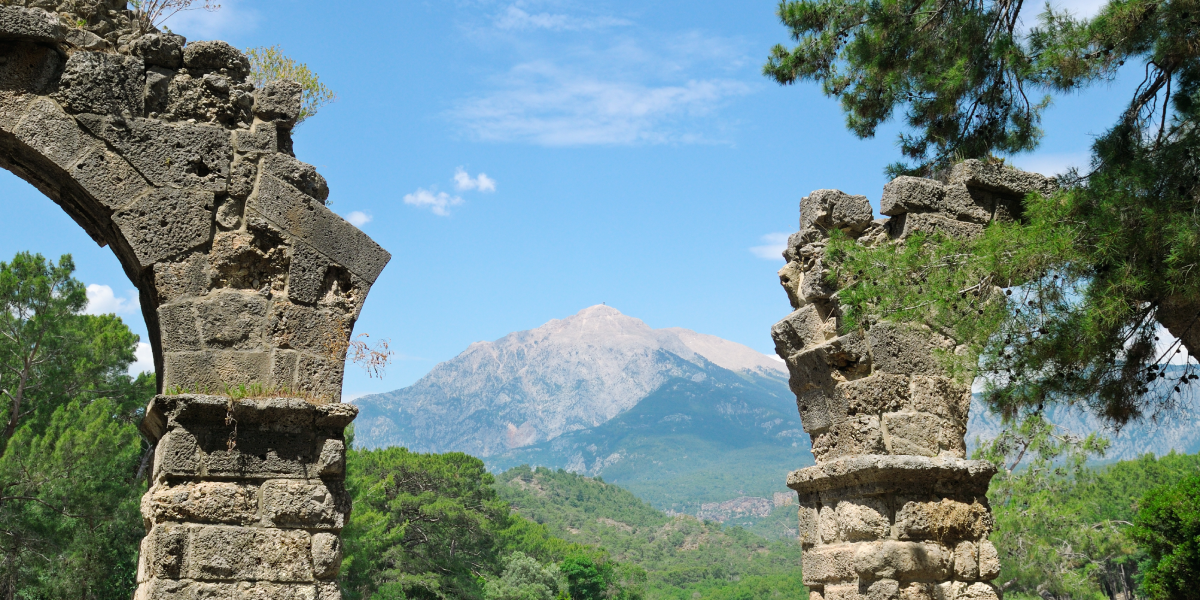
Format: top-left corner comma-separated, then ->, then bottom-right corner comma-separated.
1,4 -> 389,597
0,5 -> 389,399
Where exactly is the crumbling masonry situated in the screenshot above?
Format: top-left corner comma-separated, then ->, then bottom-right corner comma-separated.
773,161 -> 1056,600
0,2 -> 390,598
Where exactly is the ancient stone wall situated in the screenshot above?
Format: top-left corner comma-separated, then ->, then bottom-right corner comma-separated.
773,161 -> 1054,600
0,3 -> 388,597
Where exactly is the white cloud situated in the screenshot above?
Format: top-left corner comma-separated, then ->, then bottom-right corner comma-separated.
130,342 -> 154,376
454,168 -> 497,192
404,188 -> 465,216
161,0 -> 259,40
453,61 -> 751,145
494,4 -> 630,31
85,284 -> 139,315
345,211 -> 373,227
750,233 -> 791,261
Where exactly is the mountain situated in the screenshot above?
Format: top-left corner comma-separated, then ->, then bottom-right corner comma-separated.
353,305 -> 788,457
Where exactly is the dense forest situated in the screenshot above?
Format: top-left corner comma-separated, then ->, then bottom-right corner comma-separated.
1,252 -> 1198,599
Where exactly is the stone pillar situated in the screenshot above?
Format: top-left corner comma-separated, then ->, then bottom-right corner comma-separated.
773,161 -> 1055,600
134,395 -> 355,600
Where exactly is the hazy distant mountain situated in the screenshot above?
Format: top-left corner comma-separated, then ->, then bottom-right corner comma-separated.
353,305 -> 789,457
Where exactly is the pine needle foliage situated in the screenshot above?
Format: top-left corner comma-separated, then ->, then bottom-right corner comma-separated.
771,0 -> 1200,426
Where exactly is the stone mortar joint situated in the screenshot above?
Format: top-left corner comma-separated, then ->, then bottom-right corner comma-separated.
773,160 -> 1055,600
0,4 -> 389,597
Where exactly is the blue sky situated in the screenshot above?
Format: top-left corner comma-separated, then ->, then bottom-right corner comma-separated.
1,0 -> 1134,398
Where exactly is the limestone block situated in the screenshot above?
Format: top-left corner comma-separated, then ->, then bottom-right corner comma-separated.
882,412 -> 942,457
939,185 -> 994,224
316,582 -> 341,600
801,543 -> 856,584
867,579 -> 900,600
165,73 -> 253,125
146,523 -> 186,579
956,582 -> 1001,600
949,159 -> 1056,197
840,374 -> 909,416
147,481 -> 258,525
269,303 -> 350,354
261,153 -> 331,203
52,51 -> 145,116
186,525 -> 313,582
77,115 -> 233,193
779,260 -> 804,308
208,230 -> 290,293
158,300 -> 202,352
978,540 -> 1000,580
70,146 -> 152,211
907,376 -> 971,426
152,253 -> 211,303
809,590 -> 825,600
316,438 -> 346,477
198,429 -> 317,479
893,212 -> 984,240
772,304 -> 833,359
823,584 -> 866,600
801,257 -> 836,301
895,499 -> 992,541
233,121 -> 277,156
798,503 -> 820,547
215,197 -> 245,230
183,40 -> 251,80
294,353 -> 345,401
163,350 -> 273,390
837,496 -> 890,541
795,389 -> 836,434
249,174 -> 390,284
237,582 -> 317,600
195,290 -> 267,350
0,7 -> 64,42
134,578 -> 225,600
899,582 -> 934,600
254,80 -> 303,127
933,582 -> 963,600
260,479 -> 346,530
287,243 -> 331,305
880,176 -> 945,217
144,66 -> 174,114
953,540 -> 979,580
153,429 -> 200,479
790,332 -> 872,396
867,322 -> 951,377
819,504 -> 840,543
311,532 -> 342,579
802,189 -> 875,234
229,158 -> 258,200
817,414 -> 886,460
271,348 -> 299,389
852,540 -> 950,581
114,187 -> 215,267
61,28 -> 106,50
132,33 -> 186,68
0,43 -> 62,129
13,97 -> 93,170
314,403 -> 358,430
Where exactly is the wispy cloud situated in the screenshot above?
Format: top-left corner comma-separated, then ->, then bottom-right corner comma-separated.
404,188 -> 465,217
345,211 -> 373,227
85,284 -> 139,315
750,233 -> 790,261
454,168 -> 497,192
494,4 -> 630,31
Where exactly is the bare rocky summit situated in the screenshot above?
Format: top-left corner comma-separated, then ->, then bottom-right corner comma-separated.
353,305 -> 786,456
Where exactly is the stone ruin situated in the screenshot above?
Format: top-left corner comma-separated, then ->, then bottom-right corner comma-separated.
773,161 -> 1057,600
0,2 -> 390,597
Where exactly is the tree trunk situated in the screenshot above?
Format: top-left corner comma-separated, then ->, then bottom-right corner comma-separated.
1156,296 -> 1200,359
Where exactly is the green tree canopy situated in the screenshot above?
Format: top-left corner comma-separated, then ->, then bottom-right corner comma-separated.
767,0 -> 1200,425
1131,474 -> 1200,599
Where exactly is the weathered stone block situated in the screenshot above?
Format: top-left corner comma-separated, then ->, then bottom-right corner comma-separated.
114,187 -> 215,267
260,153 -> 330,203
163,350 -> 273,390
196,290 -> 267,350
260,479 -> 346,530
132,33 -> 185,68
183,41 -> 251,80
70,146 -> 152,211
233,121 -> 277,156
52,51 -> 145,116
237,582 -> 317,600
802,543 -> 857,584
801,258 -> 837,302
147,481 -> 258,525
154,429 -> 199,479
13,97 -> 93,170
866,322 -> 950,377
818,415 -> 886,460
852,540 -> 950,581
880,176 -> 945,217
269,303 -> 349,353
316,582 -> 341,600
798,503 -> 820,547
837,496 -> 890,541
146,523 -> 187,579
908,376 -> 971,426
895,498 -> 992,541
956,582 -> 1001,600
840,374 -> 909,416
0,43 -> 61,128
802,189 -> 875,234
254,80 -> 302,126
198,429 -> 317,479
229,158 -> 258,200
152,253 -> 211,303
294,352 -> 344,401
249,174 -> 389,283
144,66 -> 174,114
949,159 -> 1056,197
159,301 -> 203,352
311,532 -> 342,579
772,304 -> 832,359
186,525 -> 312,582
779,260 -> 804,308
899,582 -> 934,600
77,115 -> 233,193
819,504 -> 840,544
882,412 -> 942,457
164,72 -> 252,125
796,389 -> 835,434
316,438 -> 346,477
939,185 -> 994,224
953,540 -> 979,580
271,348 -> 299,389
978,540 -> 1000,580
892,212 -> 984,240
867,579 -> 900,600
0,6 -> 64,42
823,584 -> 866,600
314,403 -> 358,430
